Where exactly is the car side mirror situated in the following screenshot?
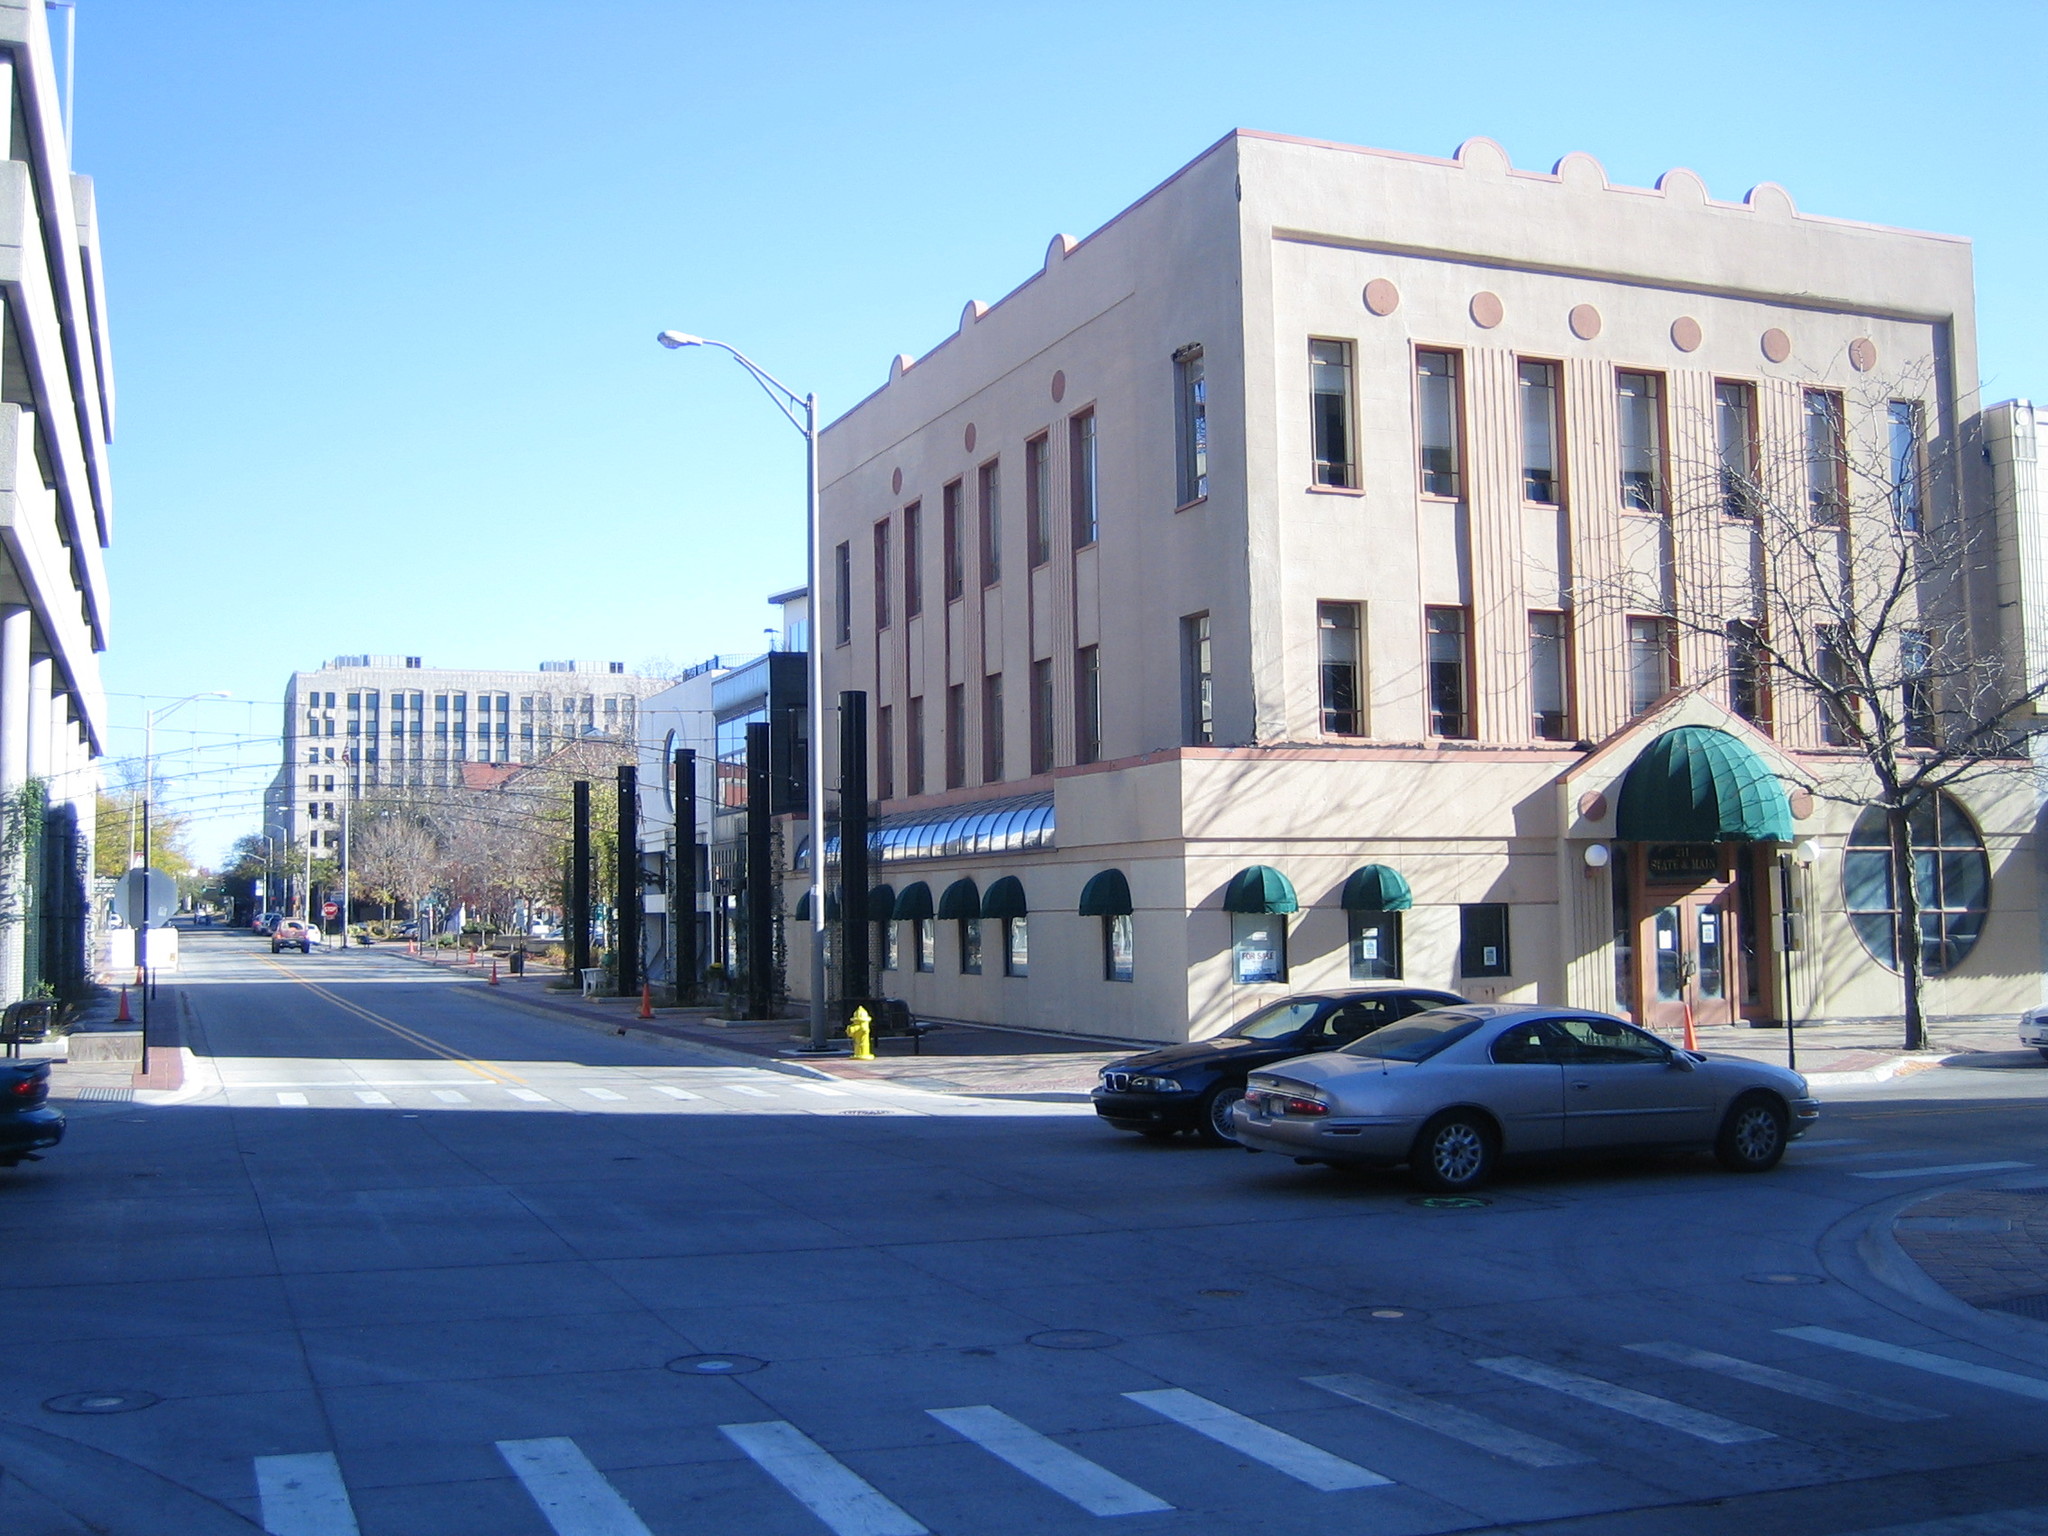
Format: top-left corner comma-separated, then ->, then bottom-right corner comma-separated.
1668,1052 -> 1697,1072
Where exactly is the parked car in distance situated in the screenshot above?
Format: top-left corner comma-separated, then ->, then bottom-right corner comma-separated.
2021,1004 -> 2048,1060
271,919 -> 320,954
1233,1004 -> 1819,1191
0,1058 -> 63,1166
1093,986 -> 1468,1145
251,912 -> 281,936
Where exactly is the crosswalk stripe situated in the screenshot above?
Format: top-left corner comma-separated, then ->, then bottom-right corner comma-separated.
1123,1388 -> 1390,1491
797,1083 -> 851,1097
1474,1356 -> 1774,1444
928,1404 -> 1172,1515
1826,1507 -> 2048,1534
1780,1326 -> 2048,1402
276,1092 -> 309,1107
507,1088 -> 549,1103
1304,1373 -> 1589,1467
720,1420 -> 928,1536
728,1085 -> 775,1098
651,1085 -> 700,1100
1626,1341 -> 1942,1422
352,1091 -> 391,1105
255,1452 -> 360,1535
496,1437 -> 654,1536
1849,1161 -> 2030,1181
431,1089 -> 470,1104
581,1087 -> 628,1101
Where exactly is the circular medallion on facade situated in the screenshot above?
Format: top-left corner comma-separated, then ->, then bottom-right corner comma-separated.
1761,327 -> 1792,364
1849,337 -> 1878,372
1050,370 -> 1066,403
1362,278 -> 1400,316
1670,316 -> 1703,352
963,423 -> 976,453
1788,789 -> 1814,820
1469,291 -> 1504,329
1568,304 -> 1602,340
890,467 -> 902,496
1576,790 -> 1609,820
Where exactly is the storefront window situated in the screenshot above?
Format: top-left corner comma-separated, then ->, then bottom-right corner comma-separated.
1104,914 -> 1134,982
1348,911 -> 1401,979
1004,917 -> 1028,977
880,922 -> 898,971
1232,913 -> 1287,984
959,918 -> 983,975
1844,793 -> 1989,974
915,919 -> 935,973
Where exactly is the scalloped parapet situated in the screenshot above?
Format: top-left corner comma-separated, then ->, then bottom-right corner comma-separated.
1553,151 -> 1608,191
1654,167 -> 1708,206
1044,233 -> 1079,268
959,299 -> 990,330
1743,182 -> 1797,219
1453,136 -> 1512,178
888,353 -> 916,382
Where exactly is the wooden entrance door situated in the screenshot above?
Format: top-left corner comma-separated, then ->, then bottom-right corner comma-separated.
1637,844 -> 1743,1034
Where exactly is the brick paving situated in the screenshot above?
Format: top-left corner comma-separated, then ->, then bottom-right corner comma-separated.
1893,1188 -> 2048,1312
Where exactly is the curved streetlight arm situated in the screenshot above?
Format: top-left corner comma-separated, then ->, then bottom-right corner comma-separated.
656,333 -> 812,437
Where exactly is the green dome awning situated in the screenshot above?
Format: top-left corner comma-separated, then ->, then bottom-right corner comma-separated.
793,888 -> 840,921
865,884 -> 897,923
1223,865 -> 1298,914
892,881 -> 934,921
1078,868 -> 1133,917
1615,726 -> 1794,843
1341,864 -> 1413,912
980,875 -> 1028,919
937,877 -> 982,920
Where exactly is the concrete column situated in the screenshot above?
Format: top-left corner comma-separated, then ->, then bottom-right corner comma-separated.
25,656 -> 49,782
0,605 -> 29,1002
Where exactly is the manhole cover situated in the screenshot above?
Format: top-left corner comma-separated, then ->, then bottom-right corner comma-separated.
1407,1195 -> 1491,1209
1991,1292 -> 2048,1321
1744,1272 -> 1827,1286
666,1354 -> 767,1376
1199,1289 -> 1244,1298
44,1390 -> 159,1415
1028,1329 -> 1120,1350
1347,1305 -> 1426,1322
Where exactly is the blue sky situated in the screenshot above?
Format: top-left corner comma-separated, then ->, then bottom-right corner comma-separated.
83,0 -> 2047,860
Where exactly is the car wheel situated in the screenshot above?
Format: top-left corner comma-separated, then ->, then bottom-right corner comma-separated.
1410,1111 -> 1496,1192
2038,1048 -> 2048,1063
1195,1081 -> 1247,1147
1715,1093 -> 1788,1173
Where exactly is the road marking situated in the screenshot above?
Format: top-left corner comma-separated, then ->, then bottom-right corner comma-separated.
1473,1356 -> 1774,1444
258,959 -> 526,1085
581,1087 -> 628,1101
276,1092 -> 309,1107
1780,1327 -> 2048,1402
727,1084 -> 775,1098
1304,1373 -> 1589,1467
797,1082 -> 851,1097
496,1438 -> 653,1536
1850,1162 -> 2030,1181
720,1420 -> 928,1536
1123,1387 -> 1390,1491
1624,1342 -> 1942,1422
255,1451 -> 360,1535
928,1405 -> 1172,1515
1827,1507 -> 2048,1534
651,1085 -> 700,1100
507,1088 -> 549,1103
431,1090 -> 471,1104
353,1091 -> 391,1105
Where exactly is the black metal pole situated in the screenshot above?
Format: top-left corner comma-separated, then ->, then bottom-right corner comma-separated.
745,722 -> 773,1020
570,780 -> 591,978
839,690 -> 870,1007
138,798 -> 150,1066
1778,851 -> 1798,1073
616,765 -> 639,999
675,748 -> 697,1001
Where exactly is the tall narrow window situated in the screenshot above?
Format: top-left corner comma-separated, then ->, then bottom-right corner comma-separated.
1902,627 -> 1935,748
1616,371 -> 1664,511
1026,434 -> 1051,566
1175,346 -> 1208,504
1425,607 -> 1471,738
1318,602 -> 1362,735
1030,657 -> 1054,773
978,459 -> 1001,587
945,684 -> 966,789
1310,339 -> 1356,488
1181,612 -> 1213,746
1626,616 -> 1675,715
1075,645 -> 1102,765
1805,390 -> 1845,524
1518,360 -> 1560,504
981,673 -> 1004,782
1716,382 -> 1757,517
942,480 -> 964,600
1415,349 -> 1463,498
872,520 -> 892,630
1727,619 -> 1767,727
906,695 -> 926,795
1104,913 -> 1135,982
1459,904 -> 1511,978
1817,627 -> 1855,746
833,541 -> 851,646
1889,400 -> 1924,532
1069,410 -> 1099,547
1528,611 -> 1569,740
876,704 -> 895,801
903,501 -> 923,617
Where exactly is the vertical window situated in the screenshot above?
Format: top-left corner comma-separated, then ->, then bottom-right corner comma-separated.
945,684 -> 966,789
1519,360 -> 1560,504
915,917 -> 935,972
906,696 -> 926,795
1104,913 -> 1135,982
942,481 -> 964,601
959,918 -> 983,975
1029,658 -> 1054,774
872,520 -> 891,630
1902,627 -> 1935,748
1727,619 -> 1768,727
1626,616 -> 1675,715
1425,607 -> 1471,739
903,502 -> 923,617
1528,611 -> 1570,740
1075,645 -> 1102,765
1175,346 -> 1208,505
1818,626 -> 1856,746
1348,911 -> 1402,980
833,541 -> 852,646
1232,913 -> 1287,984
1318,602 -> 1363,735
1889,400 -> 1924,532
1459,905 -> 1511,978
1310,339 -> 1356,488
981,673 -> 1004,782
978,459 -> 1001,587
1415,349 -> 1463,498
1003,916 -> 1029,977
1069,411 -> 1098,547
1026,434 -> 1051,566
1805,390 -> 1845,524
1182,612 -> 1213,746
880,921 -> 899,972
1716,382 -> 1757,517
1616,371 -> 1664,511
875,704 -> 895,801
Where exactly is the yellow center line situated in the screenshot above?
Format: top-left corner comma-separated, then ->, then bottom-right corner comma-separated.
259,958 -> 527,1085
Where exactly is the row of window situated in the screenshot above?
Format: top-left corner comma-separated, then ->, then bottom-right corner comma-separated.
868,645 -> 1105,799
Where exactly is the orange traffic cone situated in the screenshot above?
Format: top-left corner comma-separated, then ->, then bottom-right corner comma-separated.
1681,998 -> 1699,1054
638,983 -> 653,1020
489,959 -> 500,986
468,947 -> 479,967
116,986 -> 131,1022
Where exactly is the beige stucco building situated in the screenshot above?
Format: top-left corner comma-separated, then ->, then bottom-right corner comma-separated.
801,129 -> 2042,1045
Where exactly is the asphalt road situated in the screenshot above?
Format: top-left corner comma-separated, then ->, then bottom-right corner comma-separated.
9,929 -> 2048,1536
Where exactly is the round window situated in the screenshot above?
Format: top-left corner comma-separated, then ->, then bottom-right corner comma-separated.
1842,792 -> 1989,975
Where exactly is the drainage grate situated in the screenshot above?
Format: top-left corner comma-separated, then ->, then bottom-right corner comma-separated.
70,1088 -> 134,1102
1991,1292 -> 2048,1321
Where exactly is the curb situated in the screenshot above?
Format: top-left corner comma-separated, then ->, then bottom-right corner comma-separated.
0,1418 -> 261,1534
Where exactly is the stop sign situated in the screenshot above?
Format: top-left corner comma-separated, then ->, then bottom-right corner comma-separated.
322,902 -> 339,919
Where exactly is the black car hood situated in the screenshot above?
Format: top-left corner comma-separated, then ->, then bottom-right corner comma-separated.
1107,1036 -> 1296,1073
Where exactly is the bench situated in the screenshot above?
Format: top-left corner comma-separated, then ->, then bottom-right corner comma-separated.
0,1001 -> 57,1058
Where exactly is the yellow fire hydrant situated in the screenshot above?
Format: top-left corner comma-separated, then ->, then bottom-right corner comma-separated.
847,1005 -> 875,1061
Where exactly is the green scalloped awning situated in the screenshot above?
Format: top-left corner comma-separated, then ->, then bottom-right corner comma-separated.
1615,726 -> 1795,843
1077,868 -> 1133,917
892,881 -> 933,921
1341,864 -> 1413,912
980,875 -> 1028,919
793,888 -> 839,921
937,877 -> 982,920
865,885 -> 897,923
1223,865 -> 1298,914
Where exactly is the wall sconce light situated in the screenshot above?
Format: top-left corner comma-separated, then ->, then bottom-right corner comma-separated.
1583,843 -> 1611,870
1794,840 -> 1821,867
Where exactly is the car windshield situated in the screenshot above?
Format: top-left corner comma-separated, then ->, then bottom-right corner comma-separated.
1226,1000 -> 1329,1040
1337,1010 -> 1485,1062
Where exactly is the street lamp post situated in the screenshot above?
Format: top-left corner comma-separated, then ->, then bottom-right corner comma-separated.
136,691 -> 228,1023
656,331 -> 831,1052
